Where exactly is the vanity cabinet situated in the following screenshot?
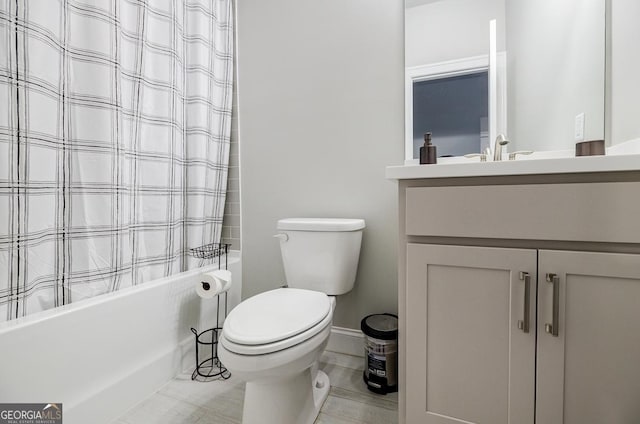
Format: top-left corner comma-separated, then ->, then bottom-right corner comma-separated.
406,244 -> 640,424
395,174 -> 640,424
535,250 -> 640,424
406,243 -> 536,424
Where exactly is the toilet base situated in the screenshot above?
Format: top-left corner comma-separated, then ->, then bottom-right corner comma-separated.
242,367 -> 330,424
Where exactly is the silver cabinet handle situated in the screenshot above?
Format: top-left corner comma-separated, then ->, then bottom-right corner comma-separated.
545,273 -> 559,337
517,272 -> 531,333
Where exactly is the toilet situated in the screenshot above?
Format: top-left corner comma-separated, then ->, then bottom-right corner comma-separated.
218,217 -> 365,424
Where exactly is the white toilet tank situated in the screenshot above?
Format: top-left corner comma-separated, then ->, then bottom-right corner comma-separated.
276,218 -> 365,295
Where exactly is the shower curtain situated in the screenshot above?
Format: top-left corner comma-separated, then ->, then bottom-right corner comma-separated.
0,0 -> 233,321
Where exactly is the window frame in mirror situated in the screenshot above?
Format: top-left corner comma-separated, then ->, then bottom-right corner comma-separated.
405,54 -> 506,163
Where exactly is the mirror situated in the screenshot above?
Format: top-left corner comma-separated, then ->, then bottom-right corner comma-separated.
405,0 -> 607,160
609,0 -> 640,149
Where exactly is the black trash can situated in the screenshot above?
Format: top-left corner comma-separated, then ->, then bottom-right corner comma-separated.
361,313 -> 398,394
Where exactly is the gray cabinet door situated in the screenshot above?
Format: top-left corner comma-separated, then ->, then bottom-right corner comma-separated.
536,250 -> 640,424
406,244 -> 536,424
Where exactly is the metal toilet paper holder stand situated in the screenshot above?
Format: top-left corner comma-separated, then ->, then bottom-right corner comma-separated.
190,243 -> 231,381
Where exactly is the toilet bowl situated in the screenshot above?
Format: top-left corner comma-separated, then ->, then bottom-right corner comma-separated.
218,218 -> 365,424
218,289 -> 335,424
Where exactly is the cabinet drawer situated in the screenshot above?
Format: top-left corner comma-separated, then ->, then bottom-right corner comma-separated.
405,182 -> 640,243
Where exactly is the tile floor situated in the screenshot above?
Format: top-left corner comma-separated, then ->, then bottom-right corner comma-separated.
112,351 -> 398,424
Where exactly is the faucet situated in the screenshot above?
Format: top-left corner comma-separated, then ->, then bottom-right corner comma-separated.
464,135 -> 511,163
508,150 -> 534,161
493,134 -> 509,161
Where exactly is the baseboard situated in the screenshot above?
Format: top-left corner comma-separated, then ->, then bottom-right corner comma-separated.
326,326 -> 364,357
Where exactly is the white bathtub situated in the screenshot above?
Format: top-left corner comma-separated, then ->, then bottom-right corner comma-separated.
0,252 -> 242,424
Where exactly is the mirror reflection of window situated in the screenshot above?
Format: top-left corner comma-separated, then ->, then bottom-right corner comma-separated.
412,72 -> 489,159
405,0 -> 607,157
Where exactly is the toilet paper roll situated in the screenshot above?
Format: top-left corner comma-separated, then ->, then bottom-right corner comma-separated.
196,270 -> 233,299
196,270 -> 232,299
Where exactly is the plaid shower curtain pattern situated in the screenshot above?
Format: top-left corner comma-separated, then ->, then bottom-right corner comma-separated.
0,0 -> 233,321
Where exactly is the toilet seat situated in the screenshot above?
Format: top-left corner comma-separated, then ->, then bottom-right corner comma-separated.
221,288 -> 332,356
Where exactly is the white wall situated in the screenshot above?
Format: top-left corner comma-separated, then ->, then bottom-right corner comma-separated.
236,0 -> 404,329
610,0 -> 640,146
506,0 -> 605,152
405,0 -> 506,67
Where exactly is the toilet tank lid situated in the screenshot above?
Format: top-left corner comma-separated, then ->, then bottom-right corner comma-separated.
277,218 -> 365,232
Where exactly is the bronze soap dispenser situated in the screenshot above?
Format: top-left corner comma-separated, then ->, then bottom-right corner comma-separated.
419,132 -> 437,165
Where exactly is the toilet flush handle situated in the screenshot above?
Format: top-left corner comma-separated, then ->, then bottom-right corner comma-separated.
273,233 -> 289,242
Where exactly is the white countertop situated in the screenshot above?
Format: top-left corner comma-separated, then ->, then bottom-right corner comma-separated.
386,153 -> 640,180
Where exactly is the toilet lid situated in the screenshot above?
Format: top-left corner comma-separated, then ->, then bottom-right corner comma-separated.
223,288 -> 331,346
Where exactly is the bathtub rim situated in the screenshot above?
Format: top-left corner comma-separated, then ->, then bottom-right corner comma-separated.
0,250 -> 241,332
